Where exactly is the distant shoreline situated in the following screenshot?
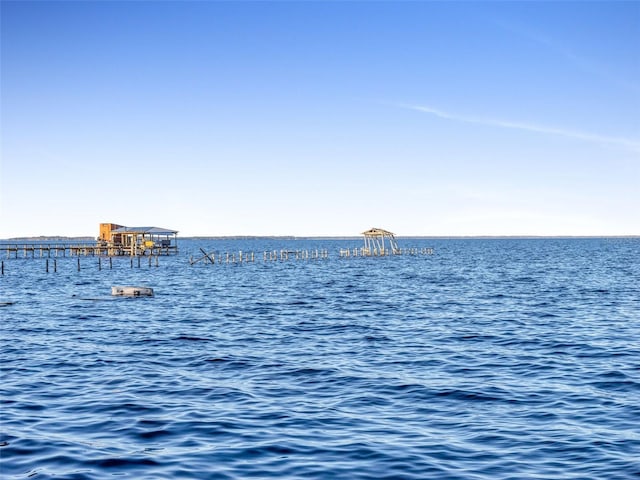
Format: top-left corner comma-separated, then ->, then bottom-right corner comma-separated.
3,235 -> 638,242
4,236 -> 95,242
183,235 -> 640,240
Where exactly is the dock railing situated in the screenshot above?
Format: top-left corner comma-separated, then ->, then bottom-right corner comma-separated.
0,241 -> 178,258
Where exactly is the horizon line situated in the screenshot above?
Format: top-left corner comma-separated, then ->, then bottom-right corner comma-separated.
2,234 -> 639,241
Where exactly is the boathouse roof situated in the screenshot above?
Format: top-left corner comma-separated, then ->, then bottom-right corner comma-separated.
362,227 -> 395,237
111,226 -> 178,235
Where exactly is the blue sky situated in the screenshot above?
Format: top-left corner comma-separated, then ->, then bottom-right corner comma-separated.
1,1 -> 638,237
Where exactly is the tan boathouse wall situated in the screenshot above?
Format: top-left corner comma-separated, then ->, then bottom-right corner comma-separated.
99,223 -> 123,242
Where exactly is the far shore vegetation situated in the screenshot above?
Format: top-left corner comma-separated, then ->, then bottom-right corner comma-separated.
2,235 -> 638,242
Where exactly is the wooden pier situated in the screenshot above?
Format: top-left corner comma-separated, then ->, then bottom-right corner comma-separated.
339,247 -> 434,257
0,242 -> 177,259
0,244 -> 434,276
189,246 -> 433,265
190,248 -> 331,265
1,226 -> 435,276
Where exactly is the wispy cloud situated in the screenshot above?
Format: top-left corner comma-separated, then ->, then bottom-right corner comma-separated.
494,19 -> 640,95
401,103 -> 640,152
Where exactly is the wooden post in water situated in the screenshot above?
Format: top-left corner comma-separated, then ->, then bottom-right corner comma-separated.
77,258 -> 81,271
54,259 -> 57,273
98,257 -> 102,271
46,259 -> 49,273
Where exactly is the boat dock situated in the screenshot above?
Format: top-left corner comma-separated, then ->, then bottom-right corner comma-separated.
0,242 -> 177,258
0,222 -> 180,258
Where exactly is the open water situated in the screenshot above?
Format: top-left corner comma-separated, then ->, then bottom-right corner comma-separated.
1,238 -> 639,479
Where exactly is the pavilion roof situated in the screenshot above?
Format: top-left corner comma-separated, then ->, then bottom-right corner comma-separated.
362,227 -> 395,237
111,226 -> 178,235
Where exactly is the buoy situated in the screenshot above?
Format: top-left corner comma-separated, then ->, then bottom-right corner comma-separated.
111,286 -> 154,297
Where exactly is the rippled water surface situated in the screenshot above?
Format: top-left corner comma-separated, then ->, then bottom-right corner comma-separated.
1,238 -> 639,479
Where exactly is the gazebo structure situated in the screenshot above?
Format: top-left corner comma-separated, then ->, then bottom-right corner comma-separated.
98,223 -> 178,256
361,227 -> 400,256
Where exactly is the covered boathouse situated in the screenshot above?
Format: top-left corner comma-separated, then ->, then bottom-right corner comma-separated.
361,227 -> 400,255
98,223 -> 178,256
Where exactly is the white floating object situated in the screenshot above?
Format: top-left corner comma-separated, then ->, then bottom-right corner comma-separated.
111,286 -> 154,297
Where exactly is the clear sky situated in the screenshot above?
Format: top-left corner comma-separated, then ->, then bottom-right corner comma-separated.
1,1 -> 639,238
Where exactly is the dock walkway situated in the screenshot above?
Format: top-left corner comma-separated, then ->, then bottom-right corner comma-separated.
0,242 -> 177,258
